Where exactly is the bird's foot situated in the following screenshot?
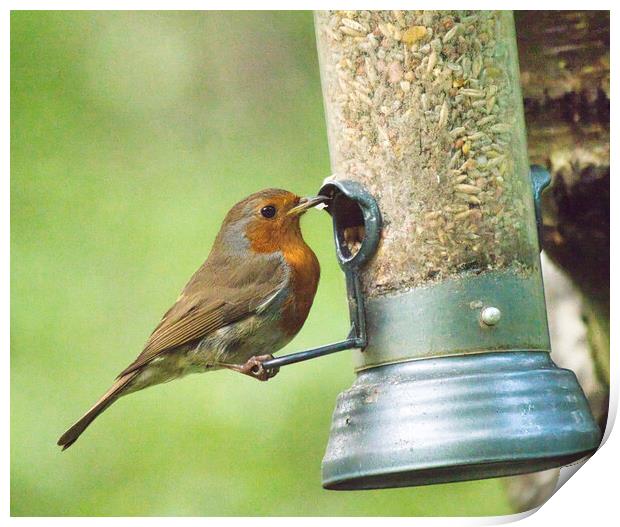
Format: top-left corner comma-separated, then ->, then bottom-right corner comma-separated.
227,355 -> 279,381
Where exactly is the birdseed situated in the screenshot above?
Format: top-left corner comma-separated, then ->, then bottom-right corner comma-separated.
315,10 -> 539,296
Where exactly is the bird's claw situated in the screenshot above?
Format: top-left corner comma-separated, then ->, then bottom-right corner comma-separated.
240,354 -> 279,381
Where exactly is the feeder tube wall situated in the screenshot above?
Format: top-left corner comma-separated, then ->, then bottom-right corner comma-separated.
315,11 -> 550,368
316,11 -> 539,293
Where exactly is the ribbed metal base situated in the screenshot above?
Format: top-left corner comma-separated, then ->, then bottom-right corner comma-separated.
322,352 -> 601,490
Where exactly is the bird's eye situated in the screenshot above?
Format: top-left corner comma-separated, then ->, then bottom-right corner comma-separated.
260,205 -> 277,219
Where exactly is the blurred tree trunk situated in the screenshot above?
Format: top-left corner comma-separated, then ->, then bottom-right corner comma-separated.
520,8 -> 609,412
504,10 -> 609,512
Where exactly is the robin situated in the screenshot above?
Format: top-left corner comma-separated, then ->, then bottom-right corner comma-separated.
58,189 -> 327,450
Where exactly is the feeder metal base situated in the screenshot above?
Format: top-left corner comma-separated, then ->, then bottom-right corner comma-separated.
322,351 -> 601,490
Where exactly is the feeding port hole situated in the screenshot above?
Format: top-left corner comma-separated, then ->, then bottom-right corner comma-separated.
327,192 -> 366,260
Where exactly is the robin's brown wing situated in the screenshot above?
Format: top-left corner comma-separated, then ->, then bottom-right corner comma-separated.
117,254 -> 287,377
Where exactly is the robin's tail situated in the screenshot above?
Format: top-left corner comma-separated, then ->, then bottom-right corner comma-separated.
57,372 -> 138,450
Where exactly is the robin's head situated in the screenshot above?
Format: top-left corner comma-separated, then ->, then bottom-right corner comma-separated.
216,189 -> 327,254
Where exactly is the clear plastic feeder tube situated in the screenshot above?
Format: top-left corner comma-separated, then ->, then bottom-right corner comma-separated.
315,10 -> 548,367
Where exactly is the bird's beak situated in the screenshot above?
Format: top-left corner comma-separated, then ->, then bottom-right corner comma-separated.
287,195 -> 329,216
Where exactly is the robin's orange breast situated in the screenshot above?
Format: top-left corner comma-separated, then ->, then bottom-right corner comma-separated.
245,211 -> 321,338
280,240 -> 321,337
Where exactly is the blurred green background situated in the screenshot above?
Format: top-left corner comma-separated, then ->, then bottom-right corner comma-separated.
11,11 -> 513,516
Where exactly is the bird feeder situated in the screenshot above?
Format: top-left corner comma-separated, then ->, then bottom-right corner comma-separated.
310,10 -> 601,490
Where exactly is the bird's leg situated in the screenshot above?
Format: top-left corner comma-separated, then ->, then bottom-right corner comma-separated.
218,355 -> 279,382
